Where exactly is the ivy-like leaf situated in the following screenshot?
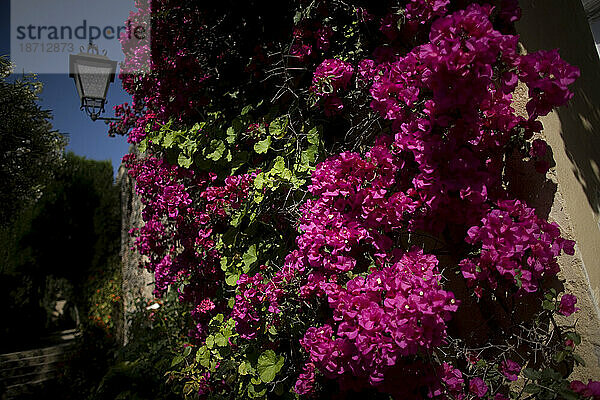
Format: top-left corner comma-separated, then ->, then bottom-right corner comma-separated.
307,126 -> 320,145
177,153 -> 193,168
269,116 -> 288,138
215,333 -> 228,347
254,173 -> 265,190
171,354 -> 184,367
254,136 -> 271,154
242,244 -> 258,272
270,156 -> 285,175
196,346 -> 210,365
207,139 -> 226,161
225,270 -> 241,286
226,126 -> 237,144
257,350 -> 284,383
238,360 -> 252,376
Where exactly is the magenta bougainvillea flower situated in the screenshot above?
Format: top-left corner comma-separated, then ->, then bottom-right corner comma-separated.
311,58 -> 354,97
114,0 -> 592,397
559,294 -> 580,316
469,377 -> 488,398
500,359 -> 521,381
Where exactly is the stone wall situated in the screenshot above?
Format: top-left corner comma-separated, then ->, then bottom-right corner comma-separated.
117,153 -> 154,345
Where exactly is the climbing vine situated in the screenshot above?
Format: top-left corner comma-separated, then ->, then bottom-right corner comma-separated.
115,0 -> 599,399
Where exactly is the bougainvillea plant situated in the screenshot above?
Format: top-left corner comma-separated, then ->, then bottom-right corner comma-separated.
115,0 -> 600,398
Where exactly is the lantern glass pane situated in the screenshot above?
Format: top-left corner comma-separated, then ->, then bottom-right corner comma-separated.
74,73 -> 83,102
75,63 -> 112,99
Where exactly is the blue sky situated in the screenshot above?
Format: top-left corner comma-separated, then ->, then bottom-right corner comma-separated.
1,0 -> 135,176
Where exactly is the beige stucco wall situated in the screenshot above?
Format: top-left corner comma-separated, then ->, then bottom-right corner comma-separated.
515,0 -> 600,379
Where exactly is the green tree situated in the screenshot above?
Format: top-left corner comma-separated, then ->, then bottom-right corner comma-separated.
0,153 -> 121,352
0,56 -> 66,228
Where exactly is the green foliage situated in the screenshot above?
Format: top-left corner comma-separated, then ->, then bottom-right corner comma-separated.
0,153 -> 121,352
521,367 -> 580,400
89,289 -> 190,400
0,56 -> 66,227
257,350 -> 285,383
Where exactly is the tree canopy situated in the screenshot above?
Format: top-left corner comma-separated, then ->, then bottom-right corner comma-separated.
0,56 -> 66,227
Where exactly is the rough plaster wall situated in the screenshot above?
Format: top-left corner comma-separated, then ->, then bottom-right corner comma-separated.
514,0 -> 600,379
117,157 -> 154,345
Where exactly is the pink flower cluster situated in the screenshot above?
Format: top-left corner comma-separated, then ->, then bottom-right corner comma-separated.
559,293 -> 580,316
310,58 -> 354,115
299,249 -> 458,386
460,200 -> 576,294
124,153 -> 255,316
290,24 -> 334,62
571,380 -> 600,399
117,0 -> 584,397
405,0 -> 450,27
230,272 -> 284,339
499,359 -> 521,381
518,49 -> 580,119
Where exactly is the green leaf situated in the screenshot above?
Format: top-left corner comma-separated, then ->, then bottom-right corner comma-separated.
171,355 -> 184,367
196,346 -> 210,364
215,333 -> 228,347
523,384 -> 541,394
238,360 -> 251,376
307,126 -> 320,145
207,140 -> 226,161
226,126 -> 237,144
248,383 -> 267,399
254,137 -> 271,154
162,130 -> 177,148
231,210 -> 244,227
254,173 -> 265,190
242,245 -> 258,272
183,382 -> 198,396
515,270 -> 523,288
271,156 -> 285,174
241,105 -> 253,115
301,145 -> 318,166
220,257 -> 229,271
573,353 -> 585,366
181,137 -> 197,154
232,117 -> 244,133
205,335 -> 215,349
523,368 -> 542,380
566,332 -> 582,345
138,139 -> 148,154
183,346 -> 192,357
293,11 -> 302,24
177,153 -> 193,168
559,389 -> 580,400
257,350 -> 284,383
225,271 -> 241,286
274,382 -> 285,396
251,377 -> 262,385
212,313 -> 224,324
542,299 -> 556,311
269,116 -> 288,138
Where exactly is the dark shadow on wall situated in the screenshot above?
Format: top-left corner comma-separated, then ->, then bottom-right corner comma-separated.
517,0 -> 600,214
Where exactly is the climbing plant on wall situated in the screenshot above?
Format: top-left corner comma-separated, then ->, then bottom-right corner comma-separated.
115,0 -> 600,398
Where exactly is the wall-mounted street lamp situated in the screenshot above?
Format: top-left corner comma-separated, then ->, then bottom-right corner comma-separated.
69,43 -> 120,122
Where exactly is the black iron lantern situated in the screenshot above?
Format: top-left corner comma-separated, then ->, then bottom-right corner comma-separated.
69,44 -> 119,122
